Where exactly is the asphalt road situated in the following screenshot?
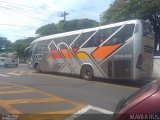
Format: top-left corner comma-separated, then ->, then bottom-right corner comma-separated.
0,63 -> 153,120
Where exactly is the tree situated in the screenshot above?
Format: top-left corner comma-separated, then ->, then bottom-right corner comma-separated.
101,0 -> 160,54
0,37 -> 11,52
61,19 -> 99,32
36,23 -> 58,36
12,37 -> 35,58
35,19 -> 99,36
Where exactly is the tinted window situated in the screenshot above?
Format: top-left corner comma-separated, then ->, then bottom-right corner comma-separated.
71,31 -> 95,48
54,34 -> 78,46
49,40 -> 57,50
59,44 -> 68,49
104,24 -> 135,45
82,26 -> 120,48
35,40 -> 51,52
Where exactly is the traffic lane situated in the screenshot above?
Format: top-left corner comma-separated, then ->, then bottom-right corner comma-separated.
0,73 -> 114,120
1,71 -> 138,112
0,65 -> 149,88
0,64 -> 28,72
0,81 -> 85,120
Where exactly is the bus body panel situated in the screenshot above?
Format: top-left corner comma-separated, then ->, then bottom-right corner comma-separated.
27,20 -> 154,80
133,21 -> 154,80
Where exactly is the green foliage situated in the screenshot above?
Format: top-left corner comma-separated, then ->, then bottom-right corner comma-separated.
35,23 -> 59,36
0,54 -> 8,57
101,0 -> 160,24
0,37 -> 11,52
36,19 -> 99,36
12,37 -> 35,58
63,19 -> 99,32
101,0 -> 160,54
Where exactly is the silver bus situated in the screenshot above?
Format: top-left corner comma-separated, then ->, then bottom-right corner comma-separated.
25,19 -> 154,80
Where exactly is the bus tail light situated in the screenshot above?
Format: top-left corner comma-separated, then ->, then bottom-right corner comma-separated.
136,54 -> 143,71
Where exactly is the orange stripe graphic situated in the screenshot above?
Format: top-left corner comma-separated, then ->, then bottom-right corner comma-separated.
61,49 -> 74,59
92,44 -> 122,60
51,50 -> 62,59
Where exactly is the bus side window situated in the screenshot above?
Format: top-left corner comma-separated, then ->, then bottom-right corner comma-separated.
49,39 -> 57,50
104,24 -> 135,46
82,26 -> 121,48
71,31 -> 95,48
82,30 -> 105,48
55,34 -> 78,46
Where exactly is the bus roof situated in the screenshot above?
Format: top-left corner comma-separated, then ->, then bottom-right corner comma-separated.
31,19 -> 141,44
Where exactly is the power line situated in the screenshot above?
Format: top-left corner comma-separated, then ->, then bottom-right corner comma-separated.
0,5 -> 54,23
0,24 -> 38,28
0,0 -> 59,14
0,4 -> 59,16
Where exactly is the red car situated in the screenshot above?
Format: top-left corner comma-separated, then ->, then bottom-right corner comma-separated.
114,80 -> 160,120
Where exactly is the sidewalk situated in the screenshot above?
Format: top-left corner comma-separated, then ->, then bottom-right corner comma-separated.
152,59 -> 160,79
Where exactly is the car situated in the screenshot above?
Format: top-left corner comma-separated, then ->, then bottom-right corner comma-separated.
0,57 -> 18,68
113,80 -> 160,120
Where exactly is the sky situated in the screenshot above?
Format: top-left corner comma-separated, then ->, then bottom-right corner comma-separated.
0,0 -> 113,42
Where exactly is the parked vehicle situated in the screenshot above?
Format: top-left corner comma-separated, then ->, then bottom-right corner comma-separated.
114,80 -> 160,120
0,57 -> 18,68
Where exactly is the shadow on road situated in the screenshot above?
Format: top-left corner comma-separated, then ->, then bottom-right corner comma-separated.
92,77 -> 151,88
35,71 -> 153,89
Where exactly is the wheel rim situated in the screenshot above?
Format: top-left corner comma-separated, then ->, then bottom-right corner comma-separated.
82,67 -> 92,79
86,70 -> 90,77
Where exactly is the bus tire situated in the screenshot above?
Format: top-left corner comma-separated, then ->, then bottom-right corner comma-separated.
35,63 -> 41,73
81,65 -> 93,80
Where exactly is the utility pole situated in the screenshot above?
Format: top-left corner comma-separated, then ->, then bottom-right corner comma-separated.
60,11 -> 69,22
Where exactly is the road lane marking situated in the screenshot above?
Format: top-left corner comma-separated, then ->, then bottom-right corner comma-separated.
27,71 -> 34,74
6,98 -> 64,105
18,71 -> 26,74
22,85 -> 86,108
0,100 -> 21,114
7,73 -> 21,76
0,90 -> 33,94
66,105 -> 113,120
0,81 -> 85,116
42,104 -> 86,114
0,86 -> 13,89
6,70 -> 34,75
87,105 -> 113,114
0,73 -> 9,77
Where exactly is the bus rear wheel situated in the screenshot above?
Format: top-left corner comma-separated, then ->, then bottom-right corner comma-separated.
81,66 -> 93,80
35,63 -> 41,73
